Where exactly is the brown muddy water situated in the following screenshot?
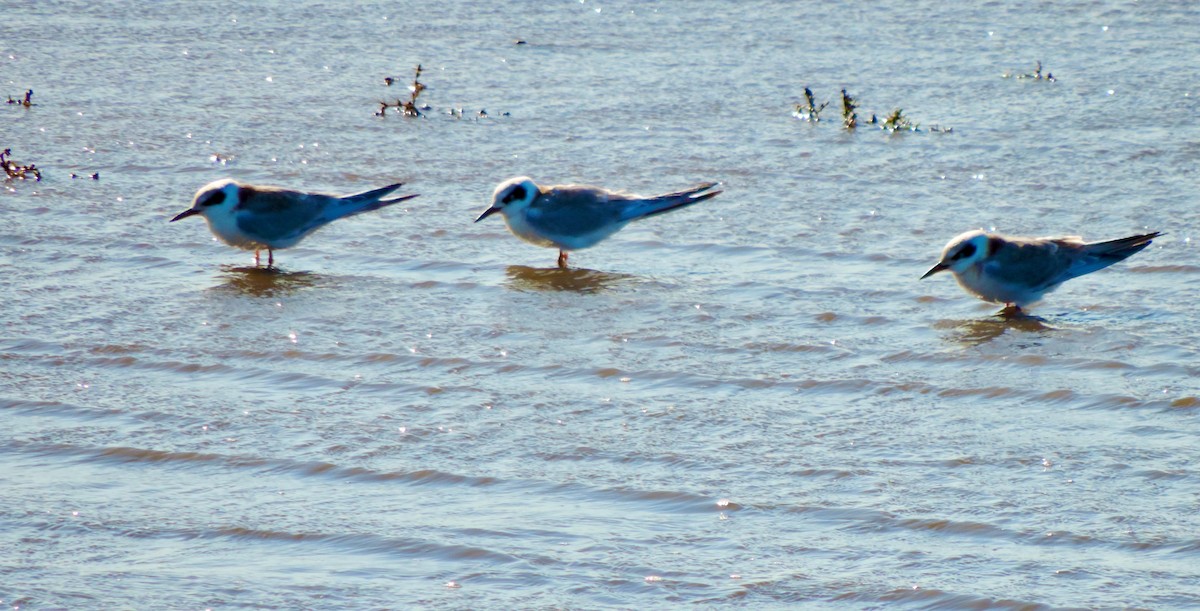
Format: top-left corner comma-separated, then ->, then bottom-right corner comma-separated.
3,1 -> 1199,608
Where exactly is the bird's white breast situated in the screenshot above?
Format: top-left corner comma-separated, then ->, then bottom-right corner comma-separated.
204,209 -> 269,251
504,209 -> 627,250
953,264 -> 1054,306
500,212 -> 561,248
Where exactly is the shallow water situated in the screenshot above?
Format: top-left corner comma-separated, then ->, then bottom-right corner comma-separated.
3,1 -> 1199,608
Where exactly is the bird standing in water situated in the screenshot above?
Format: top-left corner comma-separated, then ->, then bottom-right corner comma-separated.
171,178 -> 417,267
921,229 -> 1161,311
474,176 -> 721,268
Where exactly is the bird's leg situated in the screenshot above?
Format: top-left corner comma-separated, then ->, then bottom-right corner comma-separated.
268,249 -> 275,268
557,250 -> 569,269
254,250 -> 261,266
997,303 -> 1023,317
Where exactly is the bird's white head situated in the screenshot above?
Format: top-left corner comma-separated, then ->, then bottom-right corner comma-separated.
171,179 -> 242,223
474,176 -> 539,223
922,229 -> 991,279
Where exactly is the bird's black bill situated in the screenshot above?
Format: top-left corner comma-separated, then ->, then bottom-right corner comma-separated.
920,262 -> 948,279
170,208 -> 201,222
474,206 -> 500,223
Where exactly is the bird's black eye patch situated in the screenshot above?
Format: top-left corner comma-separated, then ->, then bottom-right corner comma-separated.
954,243 -> 977,260
502,185 -> 526,204
200,190 -> 226,207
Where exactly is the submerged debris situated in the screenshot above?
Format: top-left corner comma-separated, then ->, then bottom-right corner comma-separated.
6,90 -> 34,107
377,64 -> 426,117
841,89 -> 858,129
2,148 -> 42,181
403,64 -> 426,116
794,87 -> 947,133
881,108 -> 917,132
1003,60 -> 1056,81
375,63 -> 508,120
793,87 -> 828,122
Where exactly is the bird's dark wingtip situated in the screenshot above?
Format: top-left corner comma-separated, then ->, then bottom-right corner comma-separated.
1127,231 -> 1164,247
383,193 -> 419,204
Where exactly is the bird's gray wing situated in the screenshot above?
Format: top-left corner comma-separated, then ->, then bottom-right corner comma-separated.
336,183 -> 416,217
234,187 -> 332,242
1063,233 -> 1160,280
524,186 -> 627,235
982,237 -> 1075,290
615,182 -> 721,222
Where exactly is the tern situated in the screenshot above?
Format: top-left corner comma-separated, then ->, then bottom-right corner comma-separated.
921,229 -> 1161,310
171,178 -> 417,267
474,176 -> 721,268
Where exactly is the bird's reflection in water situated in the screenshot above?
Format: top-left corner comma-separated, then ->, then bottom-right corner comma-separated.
504,265 -> 635,294
210,265 -> 319,297
936,307 -> 1054,346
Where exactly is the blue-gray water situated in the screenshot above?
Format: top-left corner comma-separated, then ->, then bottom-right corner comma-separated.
3,1 -> 1199,608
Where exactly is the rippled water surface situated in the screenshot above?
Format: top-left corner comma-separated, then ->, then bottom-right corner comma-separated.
3,1 -> 1199,608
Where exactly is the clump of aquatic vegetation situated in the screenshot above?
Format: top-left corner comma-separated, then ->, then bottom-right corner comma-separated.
2,148 -> 42,181
794,87 -> 951,133
880,108 -> 918,132
840,88 -> 858,128
376,63 -> 509,120
1003,61 -> 1056,81
793,87 -> 829,122
6,89 -> 34,107
378,64 -> 428,117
